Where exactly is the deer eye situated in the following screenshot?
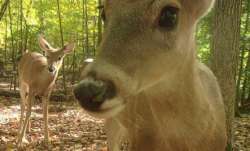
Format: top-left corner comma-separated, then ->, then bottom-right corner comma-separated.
58,57 -> 62,60
159,6 -> 179,30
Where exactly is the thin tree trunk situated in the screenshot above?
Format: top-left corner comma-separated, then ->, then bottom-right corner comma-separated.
248,84 -> 250,104
38,0 -> 45,33
210,0 -> 242,150
241,52 -> 250,104
8,4 -> 14,65
0,0 -> 10,21
71,42 -> 76,84
23,0 -> 33,51
23,25 -> 30,51
97,0 -> 102,45
19,0 -> 23,55
84,0 -> 89,57
81,0 -> 85,56
93,16 -> 96,56
8,4 -> 16,91
4,15 -> 8,66
56,0 -> 67,95
235,0 -> 250,116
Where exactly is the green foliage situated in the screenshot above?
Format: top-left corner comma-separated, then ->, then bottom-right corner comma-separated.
196,13 -> 213,64
0,0 -> 100,52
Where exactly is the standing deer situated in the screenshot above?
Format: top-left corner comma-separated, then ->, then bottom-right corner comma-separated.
17,36 -> 74,146
74,0 -> 227,150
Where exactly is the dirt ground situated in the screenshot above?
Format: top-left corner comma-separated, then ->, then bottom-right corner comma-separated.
0,96 -> 249,151
0,97 -> 107,151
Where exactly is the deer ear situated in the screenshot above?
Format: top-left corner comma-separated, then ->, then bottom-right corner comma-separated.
63,43 -> 75,54
196,0 -> 215,19
38,35 -> 53,52
184,0 -> 215,20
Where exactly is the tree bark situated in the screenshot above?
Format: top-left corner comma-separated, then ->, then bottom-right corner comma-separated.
4,15 -> 8,66
241,50 -> 250,104
93,16 -> 97,56
56,0 -> 67,95
0,0 -> 10,21
210,0 -> 242,150
19,0 -> 23,55
38,0 -> 45,33
8,4 -> 17,91
236,0 -> 250,116
97,0 -> 103,45
83,0 -> 89,57
23,0 -> 33,52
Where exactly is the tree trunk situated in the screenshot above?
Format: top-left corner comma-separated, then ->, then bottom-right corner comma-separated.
8,4 -> 17,91
81,0 -> 85,56
19,0 -> 23,55
56,0 -> 67,95
4,15 -> 8,66
241,51 -> 250,104
210,0 -> 242,150
93,16 -> 96,56
71,42 -> 77,84
0,0 -> 10,21
38,0 -> 45,33
97,0 -> 103,45
239,0 -> 250,107
236,0 -> 250,116
83,0 -> 89,57
23,0 -> 33,52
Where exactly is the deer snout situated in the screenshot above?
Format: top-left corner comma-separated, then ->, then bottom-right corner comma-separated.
48,65 -> 56,73
73,77 -> 117,112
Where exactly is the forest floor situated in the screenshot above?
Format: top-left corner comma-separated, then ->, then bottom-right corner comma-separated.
0,96 -> 249,151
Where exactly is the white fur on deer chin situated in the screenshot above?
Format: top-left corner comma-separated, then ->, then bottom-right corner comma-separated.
88,97 -> 126,119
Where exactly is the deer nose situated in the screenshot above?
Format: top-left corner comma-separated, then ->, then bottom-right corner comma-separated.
48,65 -> 56,72
73,78 -> 117,112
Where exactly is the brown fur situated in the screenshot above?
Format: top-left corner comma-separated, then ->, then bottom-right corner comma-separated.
78,0 -> 227,150
17,36 -> 74,147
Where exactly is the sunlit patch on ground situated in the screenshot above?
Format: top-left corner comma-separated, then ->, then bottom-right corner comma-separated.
0,82 -> 12,90
0,97 -> 107,150
0,105 -> 20,124
234,115 -> 250,151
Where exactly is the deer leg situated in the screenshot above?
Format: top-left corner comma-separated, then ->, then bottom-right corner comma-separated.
105,119 -> 125,151
17,92 -> 33,146
27,117 -> 31,133
42,93 -> 50,144
25,92 -> 32,133
19,100 -> 25,135
18,84 -> 28,136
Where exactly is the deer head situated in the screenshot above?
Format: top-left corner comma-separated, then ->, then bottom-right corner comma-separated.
38,36 -> 75,73
74,0 -> 215,118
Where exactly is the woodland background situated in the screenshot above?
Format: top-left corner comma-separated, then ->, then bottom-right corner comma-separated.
0,0 -> 249,150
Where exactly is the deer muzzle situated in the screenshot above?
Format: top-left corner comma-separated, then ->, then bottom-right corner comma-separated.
73,77 -> 117,112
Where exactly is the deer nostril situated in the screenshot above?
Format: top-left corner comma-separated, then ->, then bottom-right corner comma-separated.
73,78 -> 116,111
48,66 -> 55,72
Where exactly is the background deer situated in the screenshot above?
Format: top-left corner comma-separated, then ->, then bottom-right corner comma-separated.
74,0 -> 227,150
17,36 -> 74,146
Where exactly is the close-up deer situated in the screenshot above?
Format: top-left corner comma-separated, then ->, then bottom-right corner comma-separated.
17,36 -> 74,147
73,0 -> 227,150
